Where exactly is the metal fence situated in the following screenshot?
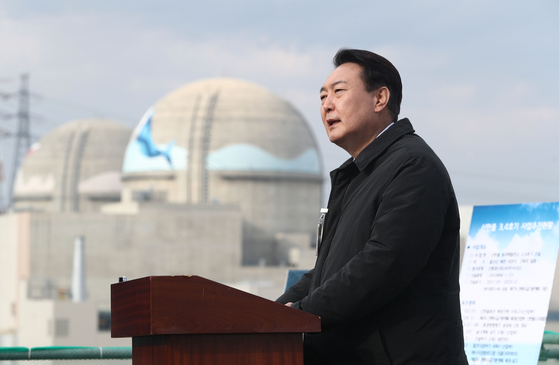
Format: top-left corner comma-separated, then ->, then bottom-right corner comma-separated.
0,347 -> 131,365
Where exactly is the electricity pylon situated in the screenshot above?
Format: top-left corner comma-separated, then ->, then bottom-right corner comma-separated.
8,74 -> 31,209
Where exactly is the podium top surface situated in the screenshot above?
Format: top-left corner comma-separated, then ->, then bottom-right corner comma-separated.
111,275 -> 320,337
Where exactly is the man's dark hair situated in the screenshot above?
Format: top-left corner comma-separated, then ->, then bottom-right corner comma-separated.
333,48 -> 403,120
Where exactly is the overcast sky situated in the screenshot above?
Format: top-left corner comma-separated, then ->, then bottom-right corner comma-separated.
1,0 -> 558,207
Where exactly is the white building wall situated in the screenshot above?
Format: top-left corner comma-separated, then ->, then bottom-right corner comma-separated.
17,294 -> 54,347
17,281 -> 129,347
0,212 -> 30,346
0,214 -> 18,339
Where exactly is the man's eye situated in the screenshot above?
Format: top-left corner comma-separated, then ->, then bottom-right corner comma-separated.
320,95 -> 327,100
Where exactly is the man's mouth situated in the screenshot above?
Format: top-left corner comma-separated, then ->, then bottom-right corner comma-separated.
327,118 -> 340,126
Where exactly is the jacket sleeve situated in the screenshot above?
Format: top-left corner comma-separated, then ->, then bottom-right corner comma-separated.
276,268 -> 314,304
292,156 -> 454,328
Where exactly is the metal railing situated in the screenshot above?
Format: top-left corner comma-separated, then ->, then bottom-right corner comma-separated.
0,336 -> 558,364
540,331 -> 559,362
0,347 -> 131,364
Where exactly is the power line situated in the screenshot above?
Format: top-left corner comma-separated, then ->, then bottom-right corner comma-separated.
32,93 -> 138,123
0,109 -> 14,119
0,92 -> 16,100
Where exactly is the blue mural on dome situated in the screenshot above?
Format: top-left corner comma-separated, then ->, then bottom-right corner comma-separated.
122,108 -> 321,175
123,108 -> 186,173
123,142 -> 320,174
136,108 -> 174,165
123,141 -> 187,173
207,144 -> 320,174
134,108 -> 174,165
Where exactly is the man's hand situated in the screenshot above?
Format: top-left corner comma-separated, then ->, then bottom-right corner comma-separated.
285,302 -> 293,307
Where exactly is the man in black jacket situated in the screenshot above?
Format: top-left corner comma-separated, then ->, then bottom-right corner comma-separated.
277,49 -> 468,364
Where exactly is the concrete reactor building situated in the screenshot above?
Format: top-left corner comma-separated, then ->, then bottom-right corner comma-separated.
0,77 -> 323,347
120,77 -> 322,265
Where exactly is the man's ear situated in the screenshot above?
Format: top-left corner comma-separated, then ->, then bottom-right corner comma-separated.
374,87 -> 390,113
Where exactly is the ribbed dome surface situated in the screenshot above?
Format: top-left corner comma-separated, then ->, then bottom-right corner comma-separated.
119,78 -> 322,265
122,77 -> 321,177
14,119 -> 132,212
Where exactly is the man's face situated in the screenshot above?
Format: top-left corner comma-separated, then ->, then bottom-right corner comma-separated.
320,62 -> 388,157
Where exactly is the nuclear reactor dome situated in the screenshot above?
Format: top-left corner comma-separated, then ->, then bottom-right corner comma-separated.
13,119 -> 132,212
122,77 -> 323,265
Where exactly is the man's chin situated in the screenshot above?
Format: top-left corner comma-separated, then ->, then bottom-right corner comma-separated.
329,136 -> 341,146
327,132 -> 342,144
329,137 -> 346,151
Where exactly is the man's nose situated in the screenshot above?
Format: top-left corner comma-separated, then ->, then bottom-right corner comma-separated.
322,95 -> 334,112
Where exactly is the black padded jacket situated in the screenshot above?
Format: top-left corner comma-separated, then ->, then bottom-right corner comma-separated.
277,118 -> 468,365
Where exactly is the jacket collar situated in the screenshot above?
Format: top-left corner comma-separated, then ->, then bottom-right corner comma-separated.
353,118 -> 415,171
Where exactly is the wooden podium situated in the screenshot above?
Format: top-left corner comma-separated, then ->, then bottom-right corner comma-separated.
111,275 -> 320,365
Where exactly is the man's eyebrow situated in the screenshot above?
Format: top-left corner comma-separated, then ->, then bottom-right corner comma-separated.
320,80 -> 347,93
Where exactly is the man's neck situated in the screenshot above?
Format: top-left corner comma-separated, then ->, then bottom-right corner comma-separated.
348,116 -> 395,158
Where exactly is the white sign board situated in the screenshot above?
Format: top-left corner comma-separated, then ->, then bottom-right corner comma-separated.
460,203 -> 559,364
